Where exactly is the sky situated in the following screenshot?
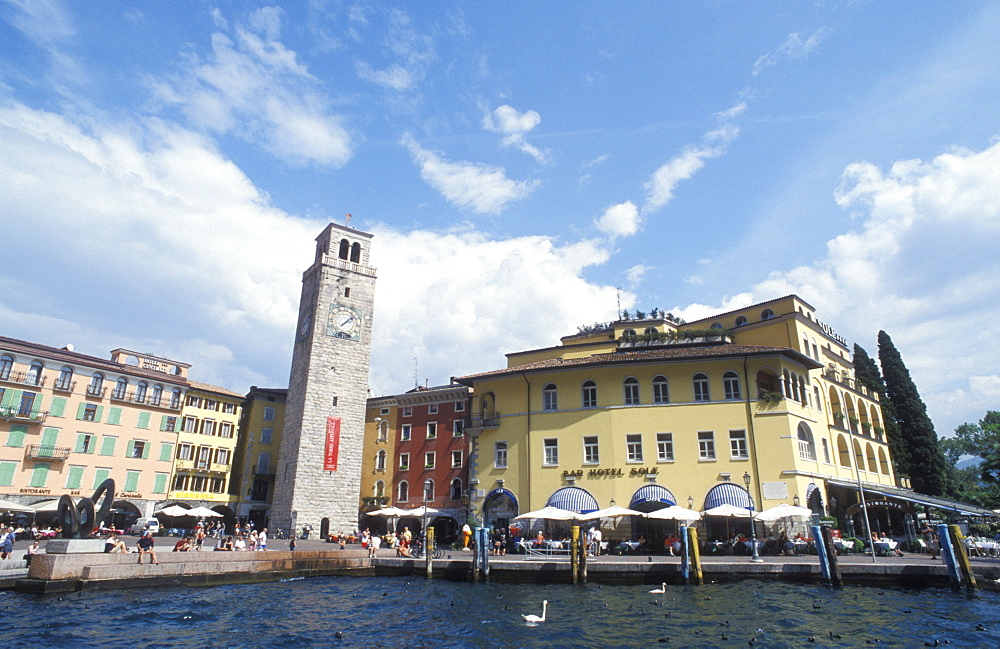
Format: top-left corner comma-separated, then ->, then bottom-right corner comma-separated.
2,1 -> 999,439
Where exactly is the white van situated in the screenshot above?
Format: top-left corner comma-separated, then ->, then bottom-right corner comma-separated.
129,517 -> 160,535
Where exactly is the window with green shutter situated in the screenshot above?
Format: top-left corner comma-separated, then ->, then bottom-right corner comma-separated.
99,436 -> 117,456
29,462 -> 51,488
152,472 -> 168,494
93,468 -> 110,489
7,425 -> 27,447
124,470 -> 140,492
0,461 -> 15,486
75,433 -> 95,454
65,466 -> 84,489
50,397 -> 67,417
107,407 -> 122,425
2,389 -> 22,411
158,442 -> 174,462
137,411 -> 151,429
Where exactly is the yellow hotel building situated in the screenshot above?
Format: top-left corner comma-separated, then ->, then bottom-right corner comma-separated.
456,294 -> 967,544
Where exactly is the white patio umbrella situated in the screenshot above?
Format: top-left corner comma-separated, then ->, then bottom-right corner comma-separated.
368,507 -> 409,517
646,505 -> 702,522
31,499 -> 60,513
397,506 -> 442,517
185,506 -> 223,518
514,506 -> 579,521
754,504 -> 814,522
578,505 -> 645,521
154,505 -> 192,517
0,499 -> 34,513
703,503 -> 753,518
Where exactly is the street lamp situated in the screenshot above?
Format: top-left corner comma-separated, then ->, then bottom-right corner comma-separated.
743,471 -> 762,563
687,496 -> 694,509
422,479 -> 432,552
793,494 -> 800,507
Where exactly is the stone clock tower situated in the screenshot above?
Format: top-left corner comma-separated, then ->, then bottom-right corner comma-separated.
271,222 -> 376,538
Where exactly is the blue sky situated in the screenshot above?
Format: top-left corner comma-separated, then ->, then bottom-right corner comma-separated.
2,1 -> 999,437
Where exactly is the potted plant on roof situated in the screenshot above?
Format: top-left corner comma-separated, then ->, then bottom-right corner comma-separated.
832,412 -> 845,427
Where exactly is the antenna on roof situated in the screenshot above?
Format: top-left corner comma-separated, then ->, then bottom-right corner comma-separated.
413,357 -> 418,388
616,288 -> 622,319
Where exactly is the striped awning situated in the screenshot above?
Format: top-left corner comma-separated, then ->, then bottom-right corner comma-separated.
628,484 -> 677,508
483,488 -> 518,511
546,486 -> 599,514
704,483 -> 754,510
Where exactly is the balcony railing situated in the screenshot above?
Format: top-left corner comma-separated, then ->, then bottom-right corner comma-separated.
86,384 -> 107,398
0,406 -> 48,422
464,412 -> 501,429
26,445 -> 71,460
53,378 -> 76,392
253,465 -> 277,478
175,458 -> 195,470
1,369 -> 46,387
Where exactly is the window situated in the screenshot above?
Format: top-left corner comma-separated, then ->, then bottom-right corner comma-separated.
626,434 -> 643,462
204,399 -> 219,411
375,480 -> 385,498
153,473 -> 169,494
197,446 -> 212,469
215,448 -> 231,465
735,316 -> 748,327
454,400 -> 465,412
135,382 -> 148,403
452,420 -> 465,437
652,375 -> 669,404
583,436 -> 599,464
380,407 -> 390,415
263,406 -> 275,422
698,432 -> 716,460
797,423 -> 817,461
201,419 -> 216,436
814,387 -> 822,412
0,355 -> 12,380
543,439 -> 558,466
158,442 -> 173,462
428,404 -> 438,415
161,416 -> 176,432
18,392 -> 36,417
170,389 -> 182,409
451,450 -> 462,468
75,433 -> 95,454
543,383 -> 558,411
151,384 -> 163,405
173,474 -> 189,491
56,366 -> 74,390
6,425 -> 26,447
83,403 -> 98,421
376,450 -> 387,471
402,407 -> 412,417
27,361 -> 43,385
29,462 -> 51,488
99,436 -> 117,456
261,427 -> 272,444
219,422 -> 234,438
0,461 -> 15,486
425,452 -> 436,469
450,478 -> 462,500
65,466 -> 85,489
398,481 -> 409,502
582,380 -> 597,408
92,467 -> 110,490
399,453 -> 410,471
377,421 -> 388,441
729,430 -> 748,459
223,402 -> 236,414
693,373 -> 710,402
182,416 -> 197,432
623,377 -> 640,405
656,433 -> 674,462
723,371 -> 741,400
131,440 -> 147,459
124,470 -> 141,492
821,439 -> 831,464
176,443 -> 194,461
426,422 -> 438,439
256,452 -> 271,473
401,424 -> 412,441
187,396 -> 201,408
495,441 -> 508,468
761,309 -> 774,320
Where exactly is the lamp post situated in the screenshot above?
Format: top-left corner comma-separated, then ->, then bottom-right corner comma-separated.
687,496 -> 694,509
793,494 -> 800,507
422,479 -> 432,551
743,471 -> 762,563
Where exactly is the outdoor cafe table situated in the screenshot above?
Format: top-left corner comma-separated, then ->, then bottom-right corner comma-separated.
874,540 -> 898,554
973,541 -> 999,556
743,540 -> 765,554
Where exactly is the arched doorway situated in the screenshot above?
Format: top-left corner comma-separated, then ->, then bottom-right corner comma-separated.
482,488 -> 518,535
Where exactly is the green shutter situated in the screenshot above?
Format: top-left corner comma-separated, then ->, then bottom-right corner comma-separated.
142,442 -> 150,459
126,440 -> 136,458
74,434 -> 87,453
107,407 -> 122,425
1,389 -> 20,409
137,412 -> 151,429
65,466 -> 84,489
160,415 -> 168,431
124,470 -> 140,492
158,442 -> 173,462
41,428 -> 58,449
93,468 -> 110,489
99,436 -> 116,456
28,463 -> 50,488
95,405 -> 104,422
7,425 -> 27,447
153,473 -> 168,494
76,402 -> 87,420
50,397 -> 66,417
0,461 -> 15,486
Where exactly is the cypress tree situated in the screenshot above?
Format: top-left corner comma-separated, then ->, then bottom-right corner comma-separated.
877,330 -> 950,496
853,343 -> 910,478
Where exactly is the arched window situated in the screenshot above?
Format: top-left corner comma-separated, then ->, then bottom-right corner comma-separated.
450,478 -> 463,500
652,375 -> 669,404
543,383 -> 558,411
581,380 -> 597,408
837,436 -> 851,467
378,420 -> 389,441
761,309 -> 774,320
88,372 -> 104,396
866,443 -> 878,473
798,376 -> 807,406
710,322 -> 723,329
350,242 -> 361,263
790,372 -> 800,402
375,480 -> 385,498
376,450 -> 386,471
0,355 -> 13,380
114,377 -> 128,399
623,377 -> 639,405
171,389 -> 182,409
135,381 -> 148,403
398,481 -> 409,502
803,335 -> 810,355
424,479 -> 435,501
783,370 -> 792,398
338,238 -> 350,259
853,440 -> 865,470
27,361 -> 43,385
735,316 -> 748,327
693,373 -> 710,402
151,384 -> 163,405
622,328 -> 637,339
57,366 -> 74,390
797,423 -> 816,461
878,448 -> 890,475
643,327 -> 657,335
723,371 -> 741,400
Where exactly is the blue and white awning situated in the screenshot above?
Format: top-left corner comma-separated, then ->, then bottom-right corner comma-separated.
704,483 -> 754,510
546,486 -> 598,514
629,484 -> 677,508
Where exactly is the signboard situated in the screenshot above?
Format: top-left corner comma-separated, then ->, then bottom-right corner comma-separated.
762,481 -> 788,500
324,417 -> 341,471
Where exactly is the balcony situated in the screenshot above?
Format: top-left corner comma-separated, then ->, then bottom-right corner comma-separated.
210,462 -> 230,473
252,465 -> 276,479
362,496 -> 390,509
1,369 -> 46,388
52,378 -> 76,393
464,412 -> 501,429
175,458 -> 195,470
86,384 -> 107,398
26,445 -> 71,460
0,405 -> 48,423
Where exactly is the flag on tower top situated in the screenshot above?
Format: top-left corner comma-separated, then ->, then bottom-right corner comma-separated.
345,213 -> 352,224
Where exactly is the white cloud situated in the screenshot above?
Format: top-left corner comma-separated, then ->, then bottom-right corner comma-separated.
596,201 -> 640,238
401,133 -> 539,214
752,28 -> 829,77
150,8 -> 352,167
626,264 -> 649,288
354,9 -> 434,91
482,104 -> 550,163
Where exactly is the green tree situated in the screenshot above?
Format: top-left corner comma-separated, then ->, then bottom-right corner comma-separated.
877,330 -> 951,496
853,343 -> 910,478
940,412 -> 1000,508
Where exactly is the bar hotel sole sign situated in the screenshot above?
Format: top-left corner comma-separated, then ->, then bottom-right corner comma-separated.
324,417 -> 341,471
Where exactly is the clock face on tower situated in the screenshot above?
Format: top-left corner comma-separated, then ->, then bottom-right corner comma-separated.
327,303 -> 362,341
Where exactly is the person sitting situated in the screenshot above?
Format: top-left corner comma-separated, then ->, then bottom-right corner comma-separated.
104,533 -> 128,554
24,539 -> 41,566
173,536 -> 192,552
214,536 -> 234,551
533,531 -> 545,548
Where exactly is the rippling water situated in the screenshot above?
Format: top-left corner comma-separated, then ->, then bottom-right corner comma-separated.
3,577 -> 999,648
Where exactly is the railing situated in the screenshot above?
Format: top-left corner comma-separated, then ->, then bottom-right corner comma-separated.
53,378 -> 76,392
25,445 -> 71,460
253,465 -> 277,478
331,256 -> 377,278
210,462 -> 230,473
361,496 -> 390,509
86,384 -> 107,397
464,412 -> 501,429
1,369 -> 46,387
0,406 -> 48,422
175,458 -> 195,470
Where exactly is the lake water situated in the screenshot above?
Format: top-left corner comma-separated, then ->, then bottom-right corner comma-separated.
3,576 -> 999,647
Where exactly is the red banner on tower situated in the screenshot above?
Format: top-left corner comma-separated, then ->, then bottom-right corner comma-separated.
324,417 -> 341,471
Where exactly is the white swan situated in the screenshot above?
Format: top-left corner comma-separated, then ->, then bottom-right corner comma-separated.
649,583 -> 667,594
522,600 -> 547,624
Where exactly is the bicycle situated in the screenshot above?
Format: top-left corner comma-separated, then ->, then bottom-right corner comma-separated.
409,540 -> 445,559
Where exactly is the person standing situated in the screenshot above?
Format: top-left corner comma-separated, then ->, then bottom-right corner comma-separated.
590,526 -> 602,557
289,536 -> 296,552
258,528 -> 268,551
1,526 -> 15,560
